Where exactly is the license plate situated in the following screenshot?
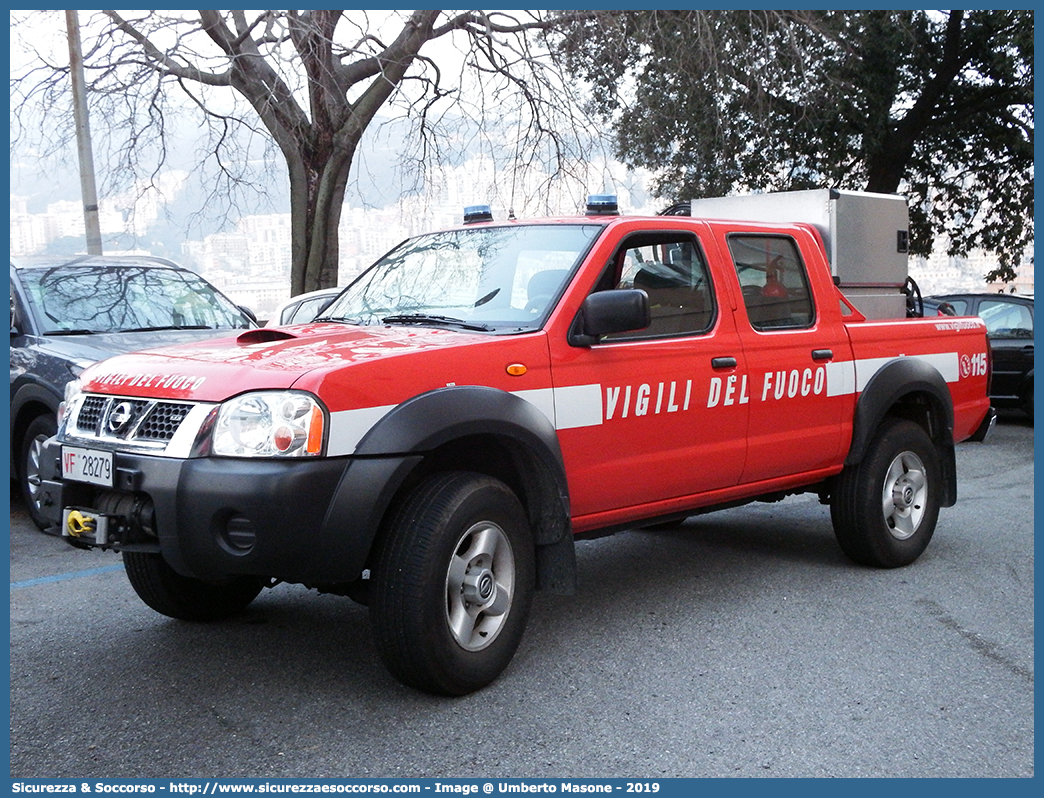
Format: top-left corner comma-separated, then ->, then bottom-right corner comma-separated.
61,445 -> 114,487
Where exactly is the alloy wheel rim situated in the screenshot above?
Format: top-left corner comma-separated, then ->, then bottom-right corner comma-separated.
25,434 -> 47,509
445,521 -> 515,651
882,451 -> 928,540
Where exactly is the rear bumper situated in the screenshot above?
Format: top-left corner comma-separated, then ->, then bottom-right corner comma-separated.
967,407 -> 997,443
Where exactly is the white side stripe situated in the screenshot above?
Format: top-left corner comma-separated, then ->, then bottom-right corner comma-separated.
326,354 -> 959,455
327,385 -> 605,456
511,388 -> 556,428
855,353 -> 959,392
552,384 -> 604,430
828,353 -> 959,397
327,404 -> 396,456
825,361 -> 857,398
514,385 -> 604,430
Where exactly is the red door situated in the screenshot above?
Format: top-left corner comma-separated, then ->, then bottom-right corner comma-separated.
714,226 -> 854,483
546,222 -> 750,530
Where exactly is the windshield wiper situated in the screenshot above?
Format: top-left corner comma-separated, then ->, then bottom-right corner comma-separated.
313,315 -> 362,325
43,329 -> 100,336
381,313 -> 491,332
116,325 -> 213,332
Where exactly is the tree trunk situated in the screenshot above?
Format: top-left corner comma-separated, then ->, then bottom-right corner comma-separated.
287,143 -> 356,296
283,10 -> 440,295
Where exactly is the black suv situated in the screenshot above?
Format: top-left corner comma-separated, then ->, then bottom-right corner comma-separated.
924,292 -> 1034,419
10,255 -> 257,528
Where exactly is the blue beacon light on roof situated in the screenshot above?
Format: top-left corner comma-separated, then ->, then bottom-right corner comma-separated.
463,205 -> 494,224
586,194 -> 619,215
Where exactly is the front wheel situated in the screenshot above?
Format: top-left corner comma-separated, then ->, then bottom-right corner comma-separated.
830,418 -> 941,568
19,414 -> 58,531
123,552 -> 264,621
370,472 -> 535,695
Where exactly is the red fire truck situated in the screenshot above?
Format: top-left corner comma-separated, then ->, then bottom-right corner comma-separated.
38,191 -> 995,695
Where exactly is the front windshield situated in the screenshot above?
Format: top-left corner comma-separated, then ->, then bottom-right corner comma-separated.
321,223 -> 602,332
19,264 -> 252,334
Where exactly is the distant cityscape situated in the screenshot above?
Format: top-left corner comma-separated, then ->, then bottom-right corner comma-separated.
10,163 -> 1034,320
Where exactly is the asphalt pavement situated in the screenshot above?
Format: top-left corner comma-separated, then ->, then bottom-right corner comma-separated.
9,415 -> 1034,778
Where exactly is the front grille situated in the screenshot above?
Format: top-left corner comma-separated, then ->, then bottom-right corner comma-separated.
137,403 -> 192,441
114,399 -> 153,433
77,396 -> 107,432
68,394 -> 203,453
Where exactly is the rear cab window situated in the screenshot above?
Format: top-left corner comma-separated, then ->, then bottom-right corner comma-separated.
727,234 -> 815,331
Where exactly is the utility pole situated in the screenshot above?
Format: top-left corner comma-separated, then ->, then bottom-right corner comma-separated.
65,9 -> 103,255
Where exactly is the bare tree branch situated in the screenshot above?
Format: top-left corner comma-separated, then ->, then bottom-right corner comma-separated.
12,10 -> 618,294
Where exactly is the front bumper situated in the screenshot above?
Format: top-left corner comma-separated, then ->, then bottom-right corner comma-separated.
38,437 -> 420,585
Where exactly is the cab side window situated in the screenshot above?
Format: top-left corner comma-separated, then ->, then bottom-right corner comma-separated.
728,234 -> 814,330
604,234 -> 715,340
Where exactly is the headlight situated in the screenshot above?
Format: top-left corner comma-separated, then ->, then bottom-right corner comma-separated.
213,391 -> 325,457
57,379 -> 85,428
63,378 -> 84,405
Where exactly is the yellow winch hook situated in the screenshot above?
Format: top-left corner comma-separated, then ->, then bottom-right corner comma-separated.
66,509 -> 96,538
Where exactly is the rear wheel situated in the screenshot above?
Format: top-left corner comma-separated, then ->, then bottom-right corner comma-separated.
370,472 -> 534,695
19,414 -> 57,531
830,418 -> 941,568
123,552 -> 263,621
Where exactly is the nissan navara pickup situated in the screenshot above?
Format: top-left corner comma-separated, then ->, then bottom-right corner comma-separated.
37,193 -> 995,695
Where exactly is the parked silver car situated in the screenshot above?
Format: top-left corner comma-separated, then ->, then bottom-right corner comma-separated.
266,287 -> 342,327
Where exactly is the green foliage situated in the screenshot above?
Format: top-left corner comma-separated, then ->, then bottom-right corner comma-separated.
550,10 -> 1033,282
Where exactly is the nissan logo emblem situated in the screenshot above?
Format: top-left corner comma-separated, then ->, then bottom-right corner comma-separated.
107,401 -> 135,433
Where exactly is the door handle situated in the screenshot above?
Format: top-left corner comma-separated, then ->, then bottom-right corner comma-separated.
711,356 -> 737,369
812,349 -> 833,361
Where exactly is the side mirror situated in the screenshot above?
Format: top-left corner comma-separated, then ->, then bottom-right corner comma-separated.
238,305 -> 259,325
569,289 -> 651,346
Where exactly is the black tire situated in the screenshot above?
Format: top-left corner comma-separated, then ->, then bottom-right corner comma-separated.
369,472 -> 535,695
123,551 -> 263,621
19,414 -> 58,531
831,418 -> 941,568
1021,382 -> 1033,420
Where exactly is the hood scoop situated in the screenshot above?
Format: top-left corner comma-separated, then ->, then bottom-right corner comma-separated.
236,328 -> 300,346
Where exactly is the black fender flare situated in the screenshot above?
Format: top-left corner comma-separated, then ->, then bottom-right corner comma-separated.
319,386 -> 574,588
10,380 -> 62,471
355,385 -> 566,471
10,380 -> 62,424
846,357 -> 957,507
